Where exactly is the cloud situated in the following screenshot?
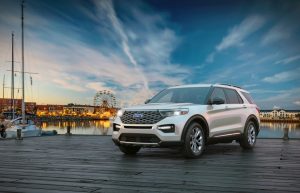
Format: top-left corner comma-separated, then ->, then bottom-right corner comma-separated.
52,79 -> 86,92
205,14 -> 266,64
93,0 -> 150,95
262,68 -> 300,83
255,88 -> 300,110
294,101 -> 300,106
216,15 -> 266,51
0,0 -> 190,106
205,53 -> 215,63
274,54 -> 300,65
88,0 -> 190,104
262,24 -> 292,45
261,13 -> 299,46
86,82 -> 114,93
236,53 -> 255,61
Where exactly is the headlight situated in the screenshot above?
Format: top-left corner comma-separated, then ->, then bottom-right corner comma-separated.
159,108 -> 189,117
117,109 -> 124,117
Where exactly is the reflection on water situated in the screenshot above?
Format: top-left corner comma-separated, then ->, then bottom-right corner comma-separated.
258,122 -> 300,139
41,120 -> 300,138
41,120 -> 112,135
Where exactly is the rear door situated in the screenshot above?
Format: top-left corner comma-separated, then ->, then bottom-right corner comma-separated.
223,88 -> 245,133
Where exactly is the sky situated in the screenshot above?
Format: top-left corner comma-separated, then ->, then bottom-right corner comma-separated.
0,0 -> 299,109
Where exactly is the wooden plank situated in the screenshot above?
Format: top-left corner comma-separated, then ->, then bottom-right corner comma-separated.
0,136 -> 300,192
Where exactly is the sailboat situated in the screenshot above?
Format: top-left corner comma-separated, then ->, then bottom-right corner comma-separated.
5,1 -> 41,138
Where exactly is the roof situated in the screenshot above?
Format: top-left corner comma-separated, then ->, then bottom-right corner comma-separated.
170,84 -> 212,89
169,83 -> 249,92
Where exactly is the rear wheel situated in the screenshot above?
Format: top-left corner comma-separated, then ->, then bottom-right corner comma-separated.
182,122 -> 205,158
119,145 -> 141,155
240,121 -> 257,149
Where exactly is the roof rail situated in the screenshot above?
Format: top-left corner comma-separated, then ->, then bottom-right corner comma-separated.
217,83 -> 242,89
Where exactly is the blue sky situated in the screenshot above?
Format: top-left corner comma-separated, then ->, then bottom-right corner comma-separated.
0,0 -> 299,109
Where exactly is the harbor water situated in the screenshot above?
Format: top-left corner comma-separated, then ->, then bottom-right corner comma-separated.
41,120 -> 300,139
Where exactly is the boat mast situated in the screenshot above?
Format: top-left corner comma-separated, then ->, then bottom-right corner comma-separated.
2,75 -> 5,99
11,32 -> 15,119
21,0 -> 25,123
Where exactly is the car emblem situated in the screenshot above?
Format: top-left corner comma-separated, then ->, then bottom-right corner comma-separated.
133,113 -> 144,119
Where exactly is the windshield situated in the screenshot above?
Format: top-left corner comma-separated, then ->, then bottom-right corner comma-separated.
149,87 -> 211,104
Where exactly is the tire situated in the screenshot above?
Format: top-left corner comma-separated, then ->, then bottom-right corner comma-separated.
119,145 -> 141,155
240,121 -> 257,149
182,122 -> 205,158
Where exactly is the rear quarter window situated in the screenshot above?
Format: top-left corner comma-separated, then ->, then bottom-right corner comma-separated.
241,91 -> 255,104
224,88 -> 243,104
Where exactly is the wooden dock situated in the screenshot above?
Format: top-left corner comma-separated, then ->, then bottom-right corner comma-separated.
0,136 -> 299,193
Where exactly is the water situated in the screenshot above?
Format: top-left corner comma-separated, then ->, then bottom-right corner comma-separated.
41,120 -> 300,139
259,122 -> 300,139
41,120 -> 113,135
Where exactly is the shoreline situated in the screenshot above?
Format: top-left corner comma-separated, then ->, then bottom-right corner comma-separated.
36,116 -> 111,122
260,119 -> 300,123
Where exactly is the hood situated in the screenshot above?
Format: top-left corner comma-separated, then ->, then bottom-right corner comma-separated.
123,103 -> 196,111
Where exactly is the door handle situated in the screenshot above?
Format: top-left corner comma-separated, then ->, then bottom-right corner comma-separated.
242,105 -> 247,108
225,106 -> 229,110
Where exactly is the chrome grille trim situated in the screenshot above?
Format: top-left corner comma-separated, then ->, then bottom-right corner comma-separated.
120,111 -> 165,124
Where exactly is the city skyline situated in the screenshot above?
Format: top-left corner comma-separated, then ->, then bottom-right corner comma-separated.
0,0 -> 300,109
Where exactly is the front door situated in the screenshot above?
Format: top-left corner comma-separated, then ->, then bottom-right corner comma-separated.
207,87 -> 235,137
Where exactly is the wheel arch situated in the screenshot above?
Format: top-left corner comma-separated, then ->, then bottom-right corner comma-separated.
245,114 -> 260,135
181,115 -> 209,142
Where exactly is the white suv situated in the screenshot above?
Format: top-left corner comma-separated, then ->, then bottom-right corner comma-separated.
112,84 -> 260,158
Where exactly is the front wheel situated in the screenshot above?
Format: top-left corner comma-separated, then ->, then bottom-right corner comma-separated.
119,145 -> 141,155
182,123 -> 205,158
240,121 -> 257,149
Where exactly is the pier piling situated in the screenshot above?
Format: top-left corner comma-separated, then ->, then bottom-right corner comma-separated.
16,128 -> 23,140
283,127 -> 289,140
65,125 -> 72,136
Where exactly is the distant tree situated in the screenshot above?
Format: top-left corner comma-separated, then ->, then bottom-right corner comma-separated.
296,113 -> 300,120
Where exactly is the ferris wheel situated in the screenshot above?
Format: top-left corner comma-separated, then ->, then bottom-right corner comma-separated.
93,90 -> 117,108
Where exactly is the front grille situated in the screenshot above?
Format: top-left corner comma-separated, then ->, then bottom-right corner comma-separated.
120,111 -> 165,124
119,134 -> 161,143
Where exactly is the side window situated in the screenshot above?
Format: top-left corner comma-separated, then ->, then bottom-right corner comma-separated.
224,89 -> 243,104
241,92 -> 255,104
210,88 -> 226,103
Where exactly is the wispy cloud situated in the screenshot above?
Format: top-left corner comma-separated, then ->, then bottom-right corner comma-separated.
216,15 -> 266,51
205,14 -> 266,63
93,0 -> 150,94
0,0 -> 190,106
255,88 -> 300,110
262,23 -> 292,45
262,68 -> 300,83
274,54 -> 300,65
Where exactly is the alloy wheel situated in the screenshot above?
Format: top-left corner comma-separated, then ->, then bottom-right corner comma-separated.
247,124 -> 256,145
189,127 -> 204,154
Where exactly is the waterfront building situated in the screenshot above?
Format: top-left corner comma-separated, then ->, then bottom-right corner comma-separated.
260,109 -> 300,120
36,105 -> 64,116
63,104 -> 95,116
0,98 -> 36,114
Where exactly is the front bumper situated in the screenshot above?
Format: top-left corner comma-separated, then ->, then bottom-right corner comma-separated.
112,115 -> 188,147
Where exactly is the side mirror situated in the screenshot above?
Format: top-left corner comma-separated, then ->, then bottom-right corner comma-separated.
209,97 -> 225,105
144,99 -> 151,104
